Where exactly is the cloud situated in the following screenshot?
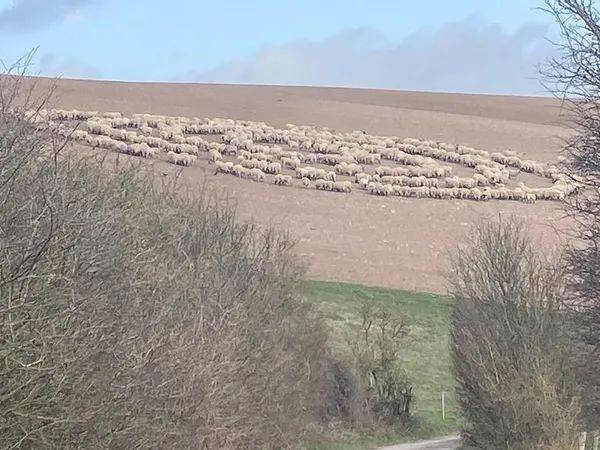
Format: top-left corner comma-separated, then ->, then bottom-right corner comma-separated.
39,53 -> 102,79
0,0 -> 92,31
188,20 -> 556,95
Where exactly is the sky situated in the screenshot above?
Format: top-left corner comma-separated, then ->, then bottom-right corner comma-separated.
0,0 -> 560,95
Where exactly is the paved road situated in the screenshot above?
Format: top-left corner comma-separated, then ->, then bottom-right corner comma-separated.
377,435 -> 461,450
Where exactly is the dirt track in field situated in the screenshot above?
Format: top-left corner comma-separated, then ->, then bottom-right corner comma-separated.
40,78 -> 572,293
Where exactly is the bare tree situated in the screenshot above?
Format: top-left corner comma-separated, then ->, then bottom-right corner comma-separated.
449,218 -> 581,449
542,0 -> 600,427
0,62 -> 342,448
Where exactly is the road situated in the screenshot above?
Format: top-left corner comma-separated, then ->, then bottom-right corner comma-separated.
377,435 -> 461,450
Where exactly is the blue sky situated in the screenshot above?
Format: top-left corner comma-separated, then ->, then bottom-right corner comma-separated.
0,0 -> 558,94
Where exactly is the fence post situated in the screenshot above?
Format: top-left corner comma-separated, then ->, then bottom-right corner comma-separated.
441,391 -> 446,421
579,432 -> 587,450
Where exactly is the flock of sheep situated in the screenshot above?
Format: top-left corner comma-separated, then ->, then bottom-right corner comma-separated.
32,108 -> 578,203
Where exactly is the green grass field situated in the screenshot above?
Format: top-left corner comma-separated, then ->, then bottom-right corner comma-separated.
303,280 -> 462,449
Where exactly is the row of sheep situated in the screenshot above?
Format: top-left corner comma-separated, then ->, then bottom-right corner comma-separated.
215,161 -> 344,189
58,123 -> 230,168
356,172 -> 573,198
58,126 -> 202,166
366,183 -> 541,203
215,159 -> 565,203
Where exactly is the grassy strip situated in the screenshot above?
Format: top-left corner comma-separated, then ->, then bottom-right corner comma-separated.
303,280 -> 463,449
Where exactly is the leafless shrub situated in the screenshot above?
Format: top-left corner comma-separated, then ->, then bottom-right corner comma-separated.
0,63 -> 334,448
348,303 -> 413,425
542,0 -> 600,427
449,217 -> 581,450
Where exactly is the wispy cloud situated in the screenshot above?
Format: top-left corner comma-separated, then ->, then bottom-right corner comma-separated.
39,53 -> 101,79
0,0 -> 92,31
187,19 -> 556,95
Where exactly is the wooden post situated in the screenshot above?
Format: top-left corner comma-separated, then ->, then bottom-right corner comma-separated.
579,432 -> 587,450
441,391 -> 446,421
593,431 -> 599,450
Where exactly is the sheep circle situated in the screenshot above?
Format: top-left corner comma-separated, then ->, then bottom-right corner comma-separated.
36,108 -> 579,203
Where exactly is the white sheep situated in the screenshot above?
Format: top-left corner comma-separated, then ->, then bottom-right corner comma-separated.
215,161 -> 234,174
324,171 -> 337,182
249,168 -> 265,182
282,156 -> 301,169
315,179 -> 334,191
274,174 -> 293,186
334,162 -> 363,176
127,143 -> 155,158
167,151 -> 196,166
209,149 -> 223,163
332,181 -> 352,193
265,162 -> 282,175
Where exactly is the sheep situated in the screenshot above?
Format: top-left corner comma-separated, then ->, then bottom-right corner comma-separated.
221,145 -> 238,156
366,182 -> 393,196
241,159 -> 268,170
334,162 -> 363,176
231,164 -> 245,177
355,172 -> 372,183
265,162 -> 282,175
167,151 -> 196,166
274,174 -> 292,185
332,181 -> 352,193
102,111 -> 122,119
178,143 -> 198,155
520,160 -> 538,173
209,149 -> 223,163
472,173 -> 489,186
110,117 -> 131,129
282,156 -> 301,169
299,153 -> 317,164
524,192 -> 537,204
302,177 -> 311,188
127,143 -> 156,158
296,167 -> 313,179
355,153 -> 381,165
528,188 -> 565,201
215,161 -> 234,174
411,186 -> 430,198
468,188 -> 483,201
315,179 -> 334,191
248,168 -> 265,182
324,171 -> 337,182
108,140 -> 128,153
296,166 -> 326,180
86,121 -> 112,135
358,178 -> 370,189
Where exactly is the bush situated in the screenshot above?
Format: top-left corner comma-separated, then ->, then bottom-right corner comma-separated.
449,218 -> 581,450
348,303 -> 413,424
0,68 -> 334,448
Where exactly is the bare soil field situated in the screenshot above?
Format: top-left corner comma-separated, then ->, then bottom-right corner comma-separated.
36,78 -> 572,293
